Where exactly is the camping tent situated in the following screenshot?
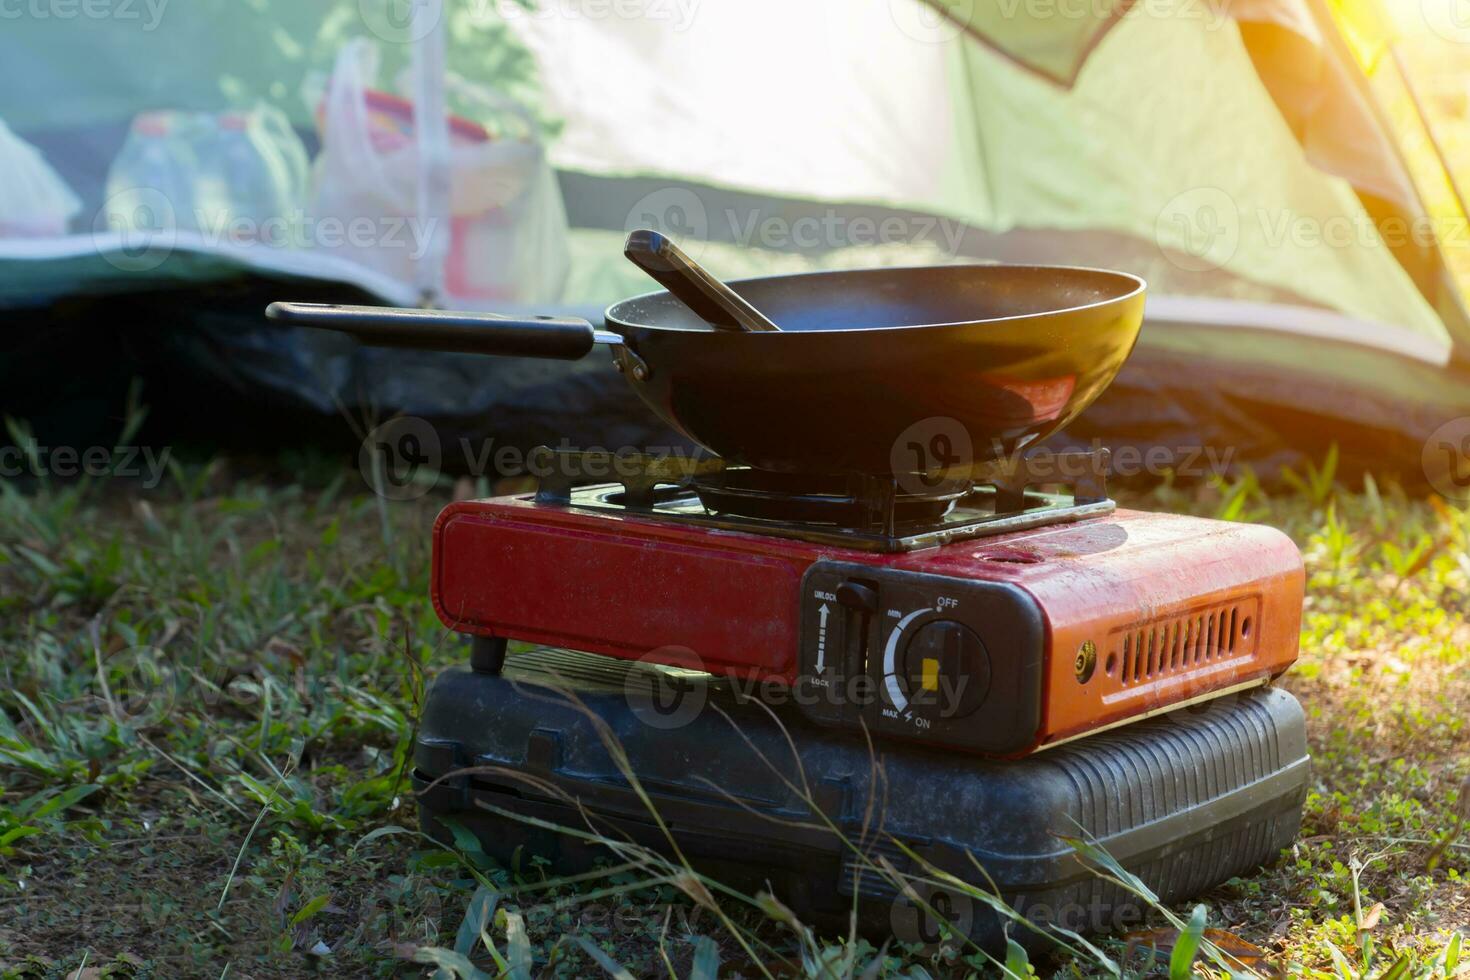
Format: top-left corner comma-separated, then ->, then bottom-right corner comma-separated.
1,0 -> 1467,486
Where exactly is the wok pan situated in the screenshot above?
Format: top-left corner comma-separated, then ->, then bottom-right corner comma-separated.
267,264 -> 1146,476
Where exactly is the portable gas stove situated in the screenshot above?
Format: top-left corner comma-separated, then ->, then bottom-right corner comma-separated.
430,446 -> 1303,757
415,446 -> 1310,950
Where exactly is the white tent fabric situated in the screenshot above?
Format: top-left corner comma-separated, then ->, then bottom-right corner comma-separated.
506,2 -> 956,206
503,0 -> 1446,348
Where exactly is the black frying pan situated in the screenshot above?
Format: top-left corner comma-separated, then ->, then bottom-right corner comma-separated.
266,264 -> 1146,476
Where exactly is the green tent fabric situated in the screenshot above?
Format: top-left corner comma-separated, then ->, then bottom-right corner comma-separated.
941,9 -> 1445,342
0,0 -> 1466,482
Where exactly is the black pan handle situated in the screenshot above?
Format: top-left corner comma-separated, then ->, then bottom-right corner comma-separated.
265,302 -> 614,360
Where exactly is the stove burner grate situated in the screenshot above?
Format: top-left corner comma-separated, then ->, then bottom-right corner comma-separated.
690,468 -> 966,526
528,447 -> 1115,553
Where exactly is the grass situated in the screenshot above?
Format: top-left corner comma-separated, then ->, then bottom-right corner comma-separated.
0,434 -> 1466,978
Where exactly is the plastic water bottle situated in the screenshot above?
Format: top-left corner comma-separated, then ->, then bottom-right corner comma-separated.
189,113 -> 266,244
103,111 -> 200,237
192,109 -> 309,246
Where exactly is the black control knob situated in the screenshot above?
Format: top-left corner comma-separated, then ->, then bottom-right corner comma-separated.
902,620 -> 990,719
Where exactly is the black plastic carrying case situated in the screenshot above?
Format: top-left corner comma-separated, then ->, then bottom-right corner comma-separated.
414,650 -> 1309,952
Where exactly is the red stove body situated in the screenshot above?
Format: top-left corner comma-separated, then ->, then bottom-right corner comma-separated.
431,493 -> 1303,757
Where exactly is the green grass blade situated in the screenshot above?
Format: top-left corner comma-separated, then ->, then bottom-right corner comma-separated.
1169,905 -> 1207,980
1374,953 -> 1412,980
567,934 -> 639,980
689,936 -> 721,980
25,783 -> 99,821
1005,938 -> 1032,978
288,893 -> 330,927
413,946 -> 491,980
505,910 -> 533,980
454,885 -> 499,958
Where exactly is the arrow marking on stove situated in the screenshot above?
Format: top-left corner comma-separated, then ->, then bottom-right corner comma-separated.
816,604 -> 830,673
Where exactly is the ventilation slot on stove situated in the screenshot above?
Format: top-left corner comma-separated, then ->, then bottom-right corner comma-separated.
1112,598 -> 1259,687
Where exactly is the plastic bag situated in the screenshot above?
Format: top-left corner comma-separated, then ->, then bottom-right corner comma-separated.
311,39 -> 570,304
0,117 -> 81,238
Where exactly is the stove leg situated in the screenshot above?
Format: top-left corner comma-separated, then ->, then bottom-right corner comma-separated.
471,636 -> 508,675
